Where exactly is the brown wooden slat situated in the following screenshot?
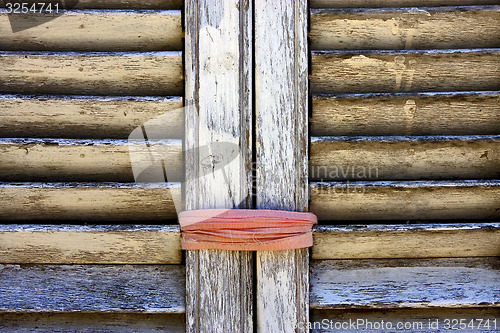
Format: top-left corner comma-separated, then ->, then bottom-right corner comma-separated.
310,6 -> 500,50
310,136 -> 500,180
0,51 -> 183,96
311,92 -> 500,136
311,49 -> 500,94
310,0 -> 500,8
0,0 -> 182,9
310,180 -> 500,221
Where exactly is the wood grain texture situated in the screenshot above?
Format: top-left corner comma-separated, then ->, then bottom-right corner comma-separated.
255,1 -> 309,332
0,51 -> 183,96
0,95 -> 183,139
0,10 -> 182,51
0,264 -> 185,313
0,0 -> 182,9
311,49 -> 500,94
311,308 -> 500,333
0,313 -> 185,333
310,0 -> 500,8
310,180 -> 500,221
0,138 -> 182,182
310,136 -> 500,180
184,1 -> 253,332
0,182 -> 180,221
310,6 -> 500,50
311,92 -> 500,136
0,224 -> 181,264
310,258 -> 500,309
312,223 -> 500,259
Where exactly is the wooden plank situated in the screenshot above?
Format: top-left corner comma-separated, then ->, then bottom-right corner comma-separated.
0,95 -> 183,139
0,0 -> 182,10
310,6 -> 500,50
310,0 -> 500,8
0,224 -> 181,264
310,258 -> 500,309
255,1 -> 309,332
311,308 -> 500,333
0,264 -> 185,313
311,49 -> 500,94
0,10 -> 182,51
0,138 -> 183,182
310,180 -> 500,221
0,182 -> 180,221
311,92 -> 500,136
184,0 -> 253,332
0,51 -> 183,96
310,135 -> 500,180
0,313 -> 185,333
312,223 -> 500,260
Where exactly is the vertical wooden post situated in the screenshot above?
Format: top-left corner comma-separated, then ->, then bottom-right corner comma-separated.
184,1 -> 253,332
255,1 -> 310,332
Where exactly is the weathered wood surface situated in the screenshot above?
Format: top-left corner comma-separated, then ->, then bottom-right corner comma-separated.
0,313 -> 185,333
313,223 -> 500,259
0,264 -> 185,313
255,1 -> 309,332
0,183 -> 180,221
310,6 -> 500,50
0,0 -> 182,9
311,49 -> 500,94
311,92 -> 500,136
311,308 -> 500,333
310,136 -> 500,180
0,10 -> 182,51
0,95 -> 183,139
310,0 -> 499,8
310,258 -> 500,309
0,138 -> 182,182
0,51 -> 183,96
0,225 -> 181,264
310,180 -> 500,221
184,0 -> 253,332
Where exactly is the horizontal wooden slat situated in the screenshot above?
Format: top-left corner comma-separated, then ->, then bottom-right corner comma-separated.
0,225 -> 181,264
0,313 -> 185,333
310,6 -> 500,50
0,139 -> 183,182
310,258 -> 500,309
0,0 -> 182,10
0,51 -> 183,96
0,95 -> 183,139
311,92 -> 500,136
310,136 -> 500,180
310,180 -> 500,220
310,0 -> 500,8
311,49 -> 500,94
311,308 -> 500,333
313,223 -> 500,259
0,10 -> 182,51
0,264 -> 185,313
0,183 -> 180,221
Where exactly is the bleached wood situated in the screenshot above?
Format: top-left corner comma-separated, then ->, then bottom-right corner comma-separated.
311,92 -> 500,136
0,0 -> 182,9
0,224 -> 181,264
310,0 -> 499,8
184,0 -> 253,332
310,180 -> 500,221
255,1 -> 309,332
311,49 -> 500,94
0,182 -> 180,221
0,264 -> 185,313
0,138 -> 182,182
0,10 -> 182,51
0,51 -> 183,96
310,135 -> 500,180
310,258 -> 500,309
0,95 -> 183,139
310,6 -> 500,50
313,223 -> 500,259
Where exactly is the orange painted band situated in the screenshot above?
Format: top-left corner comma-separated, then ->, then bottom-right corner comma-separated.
179,209 -> 317,251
